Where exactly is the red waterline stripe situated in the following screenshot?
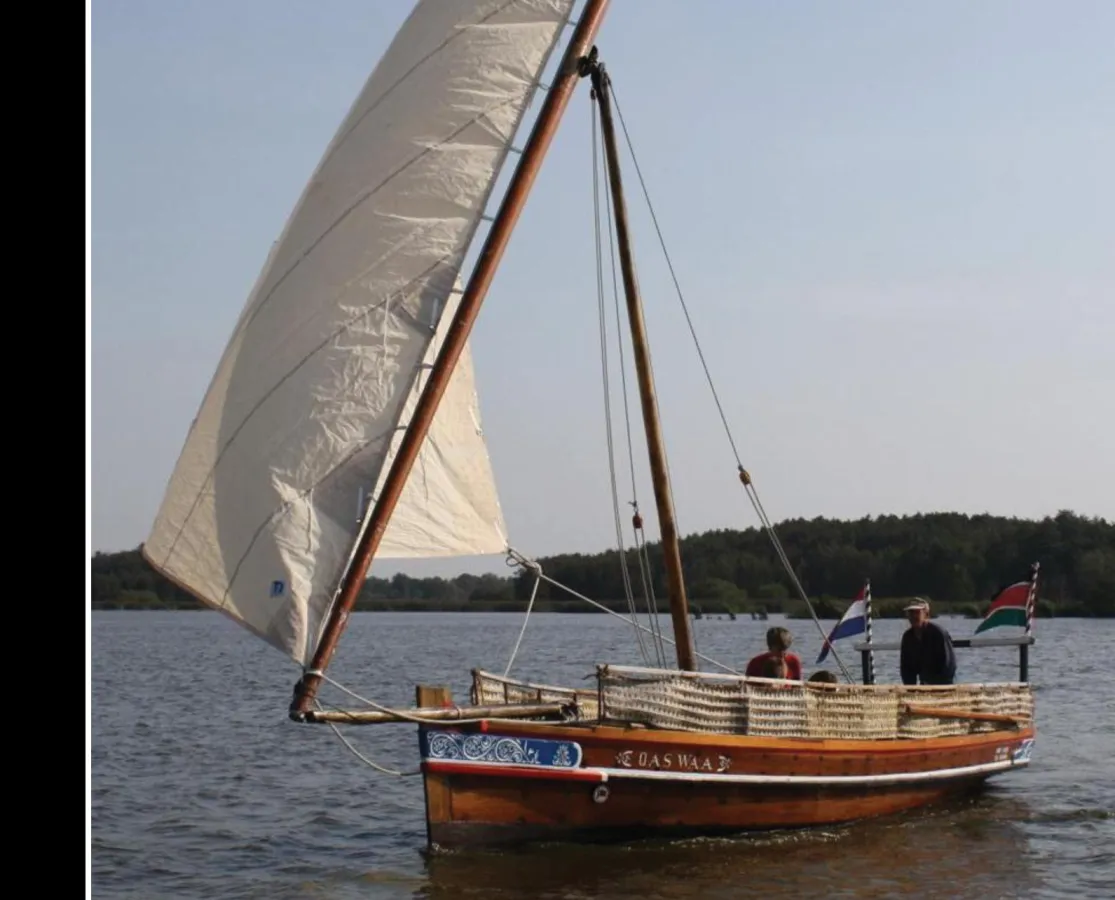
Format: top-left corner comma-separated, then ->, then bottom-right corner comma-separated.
423,760 -> 605,782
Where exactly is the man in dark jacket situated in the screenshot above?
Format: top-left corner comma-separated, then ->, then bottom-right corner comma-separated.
900,598 -> 956,685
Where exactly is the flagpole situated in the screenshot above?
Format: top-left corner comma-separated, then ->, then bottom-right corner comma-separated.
1025,562 -> 1038,637
863,579 -> 875,685
819,583 -> 870,682
1020,561 -> 1039,682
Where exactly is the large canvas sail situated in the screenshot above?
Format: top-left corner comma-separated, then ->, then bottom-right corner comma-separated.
372,277 -> 507,559
143,0 -> 574,665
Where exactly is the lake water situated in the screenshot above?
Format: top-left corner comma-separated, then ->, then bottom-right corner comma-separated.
91,611 -> 1114,899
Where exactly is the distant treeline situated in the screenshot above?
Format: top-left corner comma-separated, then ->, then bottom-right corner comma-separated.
91,510 -> 1113,618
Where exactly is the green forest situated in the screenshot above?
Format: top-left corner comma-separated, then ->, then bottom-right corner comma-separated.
90,510 -> 1113,618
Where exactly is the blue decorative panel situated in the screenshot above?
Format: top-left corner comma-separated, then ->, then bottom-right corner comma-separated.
419,730 -> 583,768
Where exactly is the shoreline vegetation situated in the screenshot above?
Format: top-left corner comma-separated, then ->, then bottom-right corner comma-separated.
91,511 -> 1113,618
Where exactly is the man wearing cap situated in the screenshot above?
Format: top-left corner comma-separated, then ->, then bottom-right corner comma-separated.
900,597 -> 957,685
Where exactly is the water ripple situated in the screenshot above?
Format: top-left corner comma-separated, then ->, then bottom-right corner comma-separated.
93,612 -> 1115,899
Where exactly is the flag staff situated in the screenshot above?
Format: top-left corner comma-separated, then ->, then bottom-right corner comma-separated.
815,581 -> 872,682
862,579 -> 875,685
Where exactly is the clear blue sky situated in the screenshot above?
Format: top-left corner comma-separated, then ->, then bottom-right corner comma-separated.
91,0 -> 1114,576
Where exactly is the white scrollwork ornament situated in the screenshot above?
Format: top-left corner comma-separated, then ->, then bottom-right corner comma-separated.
425,732 -> 578,767
427,732 -> 462,760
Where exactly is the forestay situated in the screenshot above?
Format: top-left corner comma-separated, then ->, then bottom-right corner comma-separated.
143,0 -> 574,666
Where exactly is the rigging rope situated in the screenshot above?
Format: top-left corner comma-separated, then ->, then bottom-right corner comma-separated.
506,548 -> 741,675
630,524 -> 668,664
315,703 -> 421,777
503,560 -> 543,676
598,100 -> 670,668
590,86 -> 666,667
308,667 -> 580,778
604,81 -> 854,683
308,669 -> 535,727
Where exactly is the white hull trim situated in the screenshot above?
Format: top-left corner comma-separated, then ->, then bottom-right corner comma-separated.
597,757 -> 1028,785
423,756 -> 1030,785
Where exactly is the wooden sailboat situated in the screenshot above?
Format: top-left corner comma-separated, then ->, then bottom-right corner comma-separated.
143,0 -> 1036,850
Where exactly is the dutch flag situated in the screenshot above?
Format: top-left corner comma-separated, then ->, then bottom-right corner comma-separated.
816,584 -> 868,664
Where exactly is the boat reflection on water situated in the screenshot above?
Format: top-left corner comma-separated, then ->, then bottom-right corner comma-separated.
416,790 -> 1043,900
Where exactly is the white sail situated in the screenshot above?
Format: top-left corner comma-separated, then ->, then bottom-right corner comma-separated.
143,0 -> 574,665
374,278 -> 507,559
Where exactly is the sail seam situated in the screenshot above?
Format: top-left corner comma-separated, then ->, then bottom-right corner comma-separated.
219,418 -> 404,606
305,1 -> 575,662
236,93 -> 528,339
148,0 -> 578,664
318,0 -> 524,172
175,1 -> 561,443
153,257 -> 454,569
231,2 -> 571,345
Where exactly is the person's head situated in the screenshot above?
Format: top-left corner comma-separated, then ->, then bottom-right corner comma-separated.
760,656 -> 788,679
766,626 -> 793,655
808,670 -> 838,684
904,597 -> 930,628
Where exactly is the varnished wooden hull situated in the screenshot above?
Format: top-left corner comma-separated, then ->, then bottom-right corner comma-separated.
418,719 -> 1035,848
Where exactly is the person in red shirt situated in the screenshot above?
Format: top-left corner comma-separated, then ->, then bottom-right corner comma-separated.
746,626 -> 803,680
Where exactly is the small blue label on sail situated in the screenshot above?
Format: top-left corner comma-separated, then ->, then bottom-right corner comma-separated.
270,580 -> 285,597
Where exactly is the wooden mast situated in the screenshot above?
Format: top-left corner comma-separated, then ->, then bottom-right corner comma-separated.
584,54 -> 696,671
291,0 -> 614,719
